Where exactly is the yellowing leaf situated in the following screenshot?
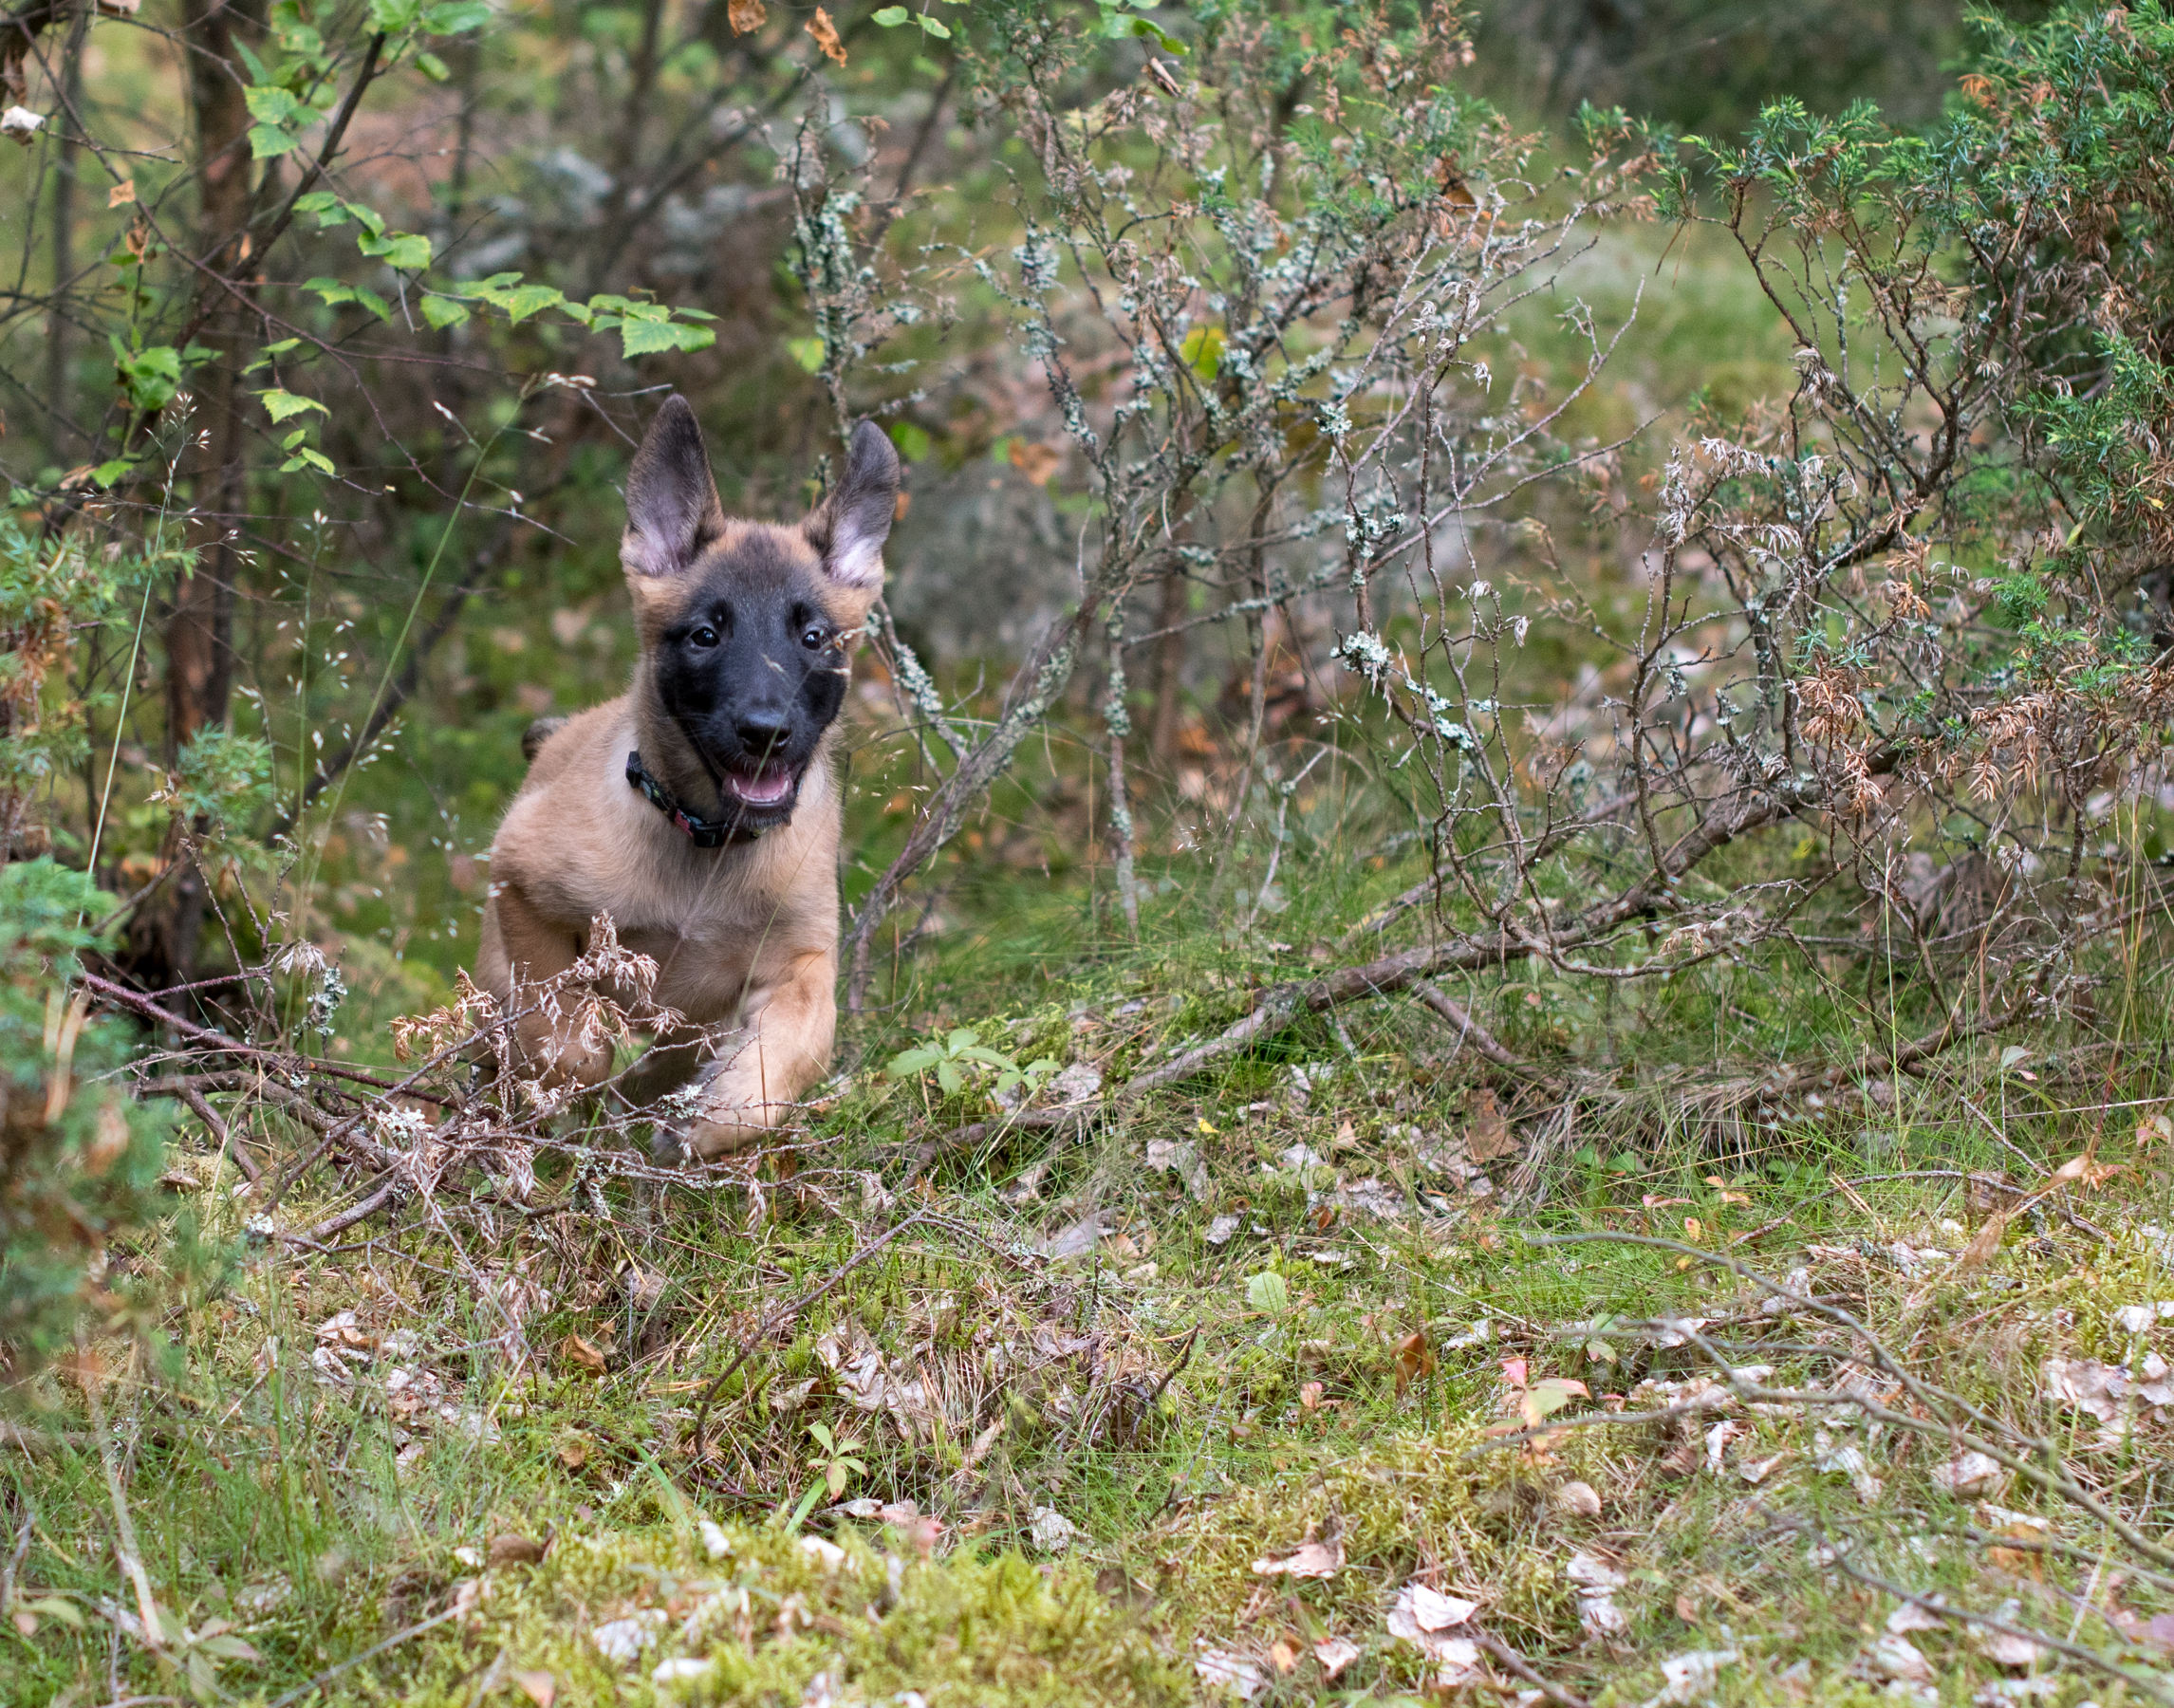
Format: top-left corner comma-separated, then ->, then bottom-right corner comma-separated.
1178,324 -> 1225,381
107,179 -> 135,208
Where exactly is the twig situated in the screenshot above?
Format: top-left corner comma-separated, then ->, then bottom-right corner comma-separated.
1471,1631 -> 1594,1708
1783,1517 -> 2174,1704
262,1605 -> 463,1708
173,1085 -> 261,1185
689,1211 -> 940,1462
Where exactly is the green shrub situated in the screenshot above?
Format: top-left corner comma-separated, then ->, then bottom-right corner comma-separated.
0,858 -> 173,1379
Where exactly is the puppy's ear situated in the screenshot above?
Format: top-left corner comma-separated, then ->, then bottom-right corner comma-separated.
803,420 -> 901,596
622,396 -> 727,580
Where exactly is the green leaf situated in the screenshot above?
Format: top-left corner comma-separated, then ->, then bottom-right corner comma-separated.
366,0 -> 423,31
935,1059 -> 962,1095
871,4 -> 907,20
21,1596 -> 84,1629
358,230 -> 433,269
917,13 -> 949,34
788,336 -> 827,373
887,420 -> 931,461
244,84 -> 309,126
90,459 -> 136,487
416,49 -> 451,80
1520,1377 -> 1589,1425
946,1028 -> 979,1051
110,341 -> 183,411
1246,1271 -> 1289,1313
420,294 -> 470,329
620,318 -> 715,357
294,190 -> 345,224
886,1046 -> 942,1076
1179,324 -> 1225,381
258,389 -> 328,423
280,447 -> 336,475
476,282 -> 565,323
249,122 -> 301,159
422,0 -> 492,32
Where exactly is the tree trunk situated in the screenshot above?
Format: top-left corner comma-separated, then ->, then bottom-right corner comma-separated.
46,2 -> 85,455
150,0 -> 265,983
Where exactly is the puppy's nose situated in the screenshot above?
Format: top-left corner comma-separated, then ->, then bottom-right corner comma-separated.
735,712 -> 790,757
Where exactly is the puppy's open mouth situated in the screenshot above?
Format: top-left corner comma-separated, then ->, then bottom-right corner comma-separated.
723,765 -> 797,810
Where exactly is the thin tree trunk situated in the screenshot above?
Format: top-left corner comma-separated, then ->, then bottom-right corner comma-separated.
1148,566 -> 1188,759
153,0 -> 266,983
45,1 -> 84,450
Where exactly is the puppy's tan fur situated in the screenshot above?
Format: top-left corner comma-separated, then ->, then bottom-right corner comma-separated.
477,403 -> 889,1157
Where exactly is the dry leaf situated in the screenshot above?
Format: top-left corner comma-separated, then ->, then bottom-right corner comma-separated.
726,0 -> 763,30
1865,1634 -> 1932,1683
556,1438 -> 589,1471
805,7 -> 845,65
1267,1634 -> 1301,1675
1314,1636 -> 1360,1678
1959,1210 -> 2010,1269
1252,1537 -> 1343,1580
1405,1582 -> 1478,1631
1299,1380 -> 1324,1413
1393,1329 -> 1435,1397
1332,1119 -> 1358,1150
1195,1649 -> 1264,1699
513,1671 -> 556,1708
1009,440 -> 1063,485
1465,1087 -> 1515,1161
107,179 -> 135,208
488,1533 -> 548,1568
559,1332 -> 607,1374
1553,1478 -> 1602,1517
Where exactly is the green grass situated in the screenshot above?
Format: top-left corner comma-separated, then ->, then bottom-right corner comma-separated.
7,844 -> 2173,1704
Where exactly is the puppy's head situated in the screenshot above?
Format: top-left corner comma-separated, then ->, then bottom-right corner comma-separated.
620,397 -> 899,831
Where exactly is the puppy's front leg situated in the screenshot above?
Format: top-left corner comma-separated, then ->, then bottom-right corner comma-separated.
482,882 -> 617,1093
677,950 -> 837,1159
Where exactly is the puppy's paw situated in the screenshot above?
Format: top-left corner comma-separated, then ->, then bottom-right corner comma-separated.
676,1068 -> 785,1159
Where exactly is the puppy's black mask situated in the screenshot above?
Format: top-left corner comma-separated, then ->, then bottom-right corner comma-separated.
653,548 -> 850,832
619,396 -> 899,837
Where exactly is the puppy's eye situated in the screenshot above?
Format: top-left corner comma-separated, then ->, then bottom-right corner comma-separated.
802,626 -> 831,650
689,626 -> 718,649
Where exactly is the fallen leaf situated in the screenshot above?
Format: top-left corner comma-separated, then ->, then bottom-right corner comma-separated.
1648,1650 -> 1737,1705
1252,1537 -> 1343,1580
1299,1380 -> 1324,1413
559,1332 -> 607,1375
1931,1450 -> 2007,1499
488,1533 -> 548,1568
1267,1634 -> 1301,1675
726,0 -> 764,31
513,1671 -> 556,1708
1958,1209 -> 2011,1269
1009,440 -> 1064,485
805,6 -> 845,63
1394,1329 -> 1435,1397
1332,1119 -> 1358,1150
1465,1088 -> 1515,1161
1553,1478 -> 1602,1517
1886,1601 -> 1944,1635
107,179 -> 135,208
1314,1635 -> 1360,1678
1405,1582 -> 1479,1631
557,1439 -> 589,1471
1865,1634 -> 1933,1683
1195,1648 -> 1263,1699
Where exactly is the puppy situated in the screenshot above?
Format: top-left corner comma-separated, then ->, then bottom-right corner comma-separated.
477,395 -> 898,1157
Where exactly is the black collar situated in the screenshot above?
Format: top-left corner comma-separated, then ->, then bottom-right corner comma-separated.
625,750 -> 760,847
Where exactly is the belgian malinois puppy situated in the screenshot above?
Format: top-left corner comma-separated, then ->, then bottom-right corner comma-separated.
477,396 -> 898,1157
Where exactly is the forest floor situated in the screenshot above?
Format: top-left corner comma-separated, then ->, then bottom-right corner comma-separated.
8,848 -> 2174,1708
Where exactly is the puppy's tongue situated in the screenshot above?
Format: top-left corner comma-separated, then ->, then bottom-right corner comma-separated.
732,769 -> 792,808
